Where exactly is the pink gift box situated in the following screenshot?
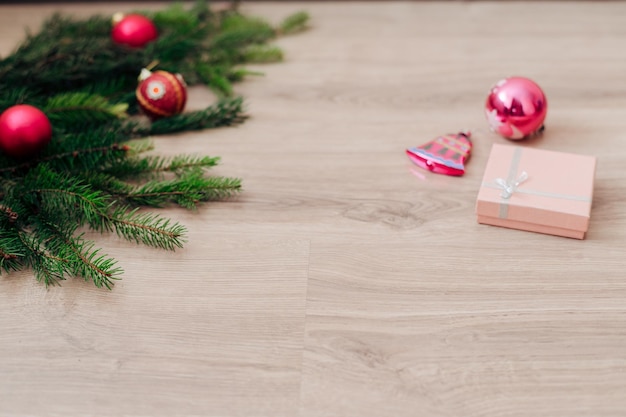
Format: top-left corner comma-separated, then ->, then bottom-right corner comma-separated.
476,144 -> 596,239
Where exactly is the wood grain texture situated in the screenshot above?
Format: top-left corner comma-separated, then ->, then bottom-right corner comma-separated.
1,2 -> 626,416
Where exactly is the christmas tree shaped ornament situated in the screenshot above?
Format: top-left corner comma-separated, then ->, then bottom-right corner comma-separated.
0,104 -> 52,158
406,131 -> 472,176
136,68 -> 188,119
485,76 -> 547,140
111,13 -> 158,48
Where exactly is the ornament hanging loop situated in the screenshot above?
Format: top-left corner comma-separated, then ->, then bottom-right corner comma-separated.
145,60 -> 159,71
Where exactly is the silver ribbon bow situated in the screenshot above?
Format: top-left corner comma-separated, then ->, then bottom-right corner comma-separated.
495,171 -> 528,199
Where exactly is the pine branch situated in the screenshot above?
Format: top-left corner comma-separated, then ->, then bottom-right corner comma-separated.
24,167 -> 188,251
151,3 -> 203,36
108,206 -> 187,250
144,97 -> 246,135
227,68 -> 263,82
196,63 -> 234,96
167,155 -> 221,173
0,144 -> 130,176
16,230 -> 68,286
123,172 -> 241,208
45,92 -> 129,130
243,45 -> 283,63
102,153 -> 218,180
0,1 -> 308,287
79,77 -> 135,99
0,231 -> 23,274
277,11 -> 310,35
213,14 -> 275,51
0,87 -> 40,114
34,217 -> 121,289
36,186 -> 187,251
82,172 -> 133,195
24,166 -> 114,231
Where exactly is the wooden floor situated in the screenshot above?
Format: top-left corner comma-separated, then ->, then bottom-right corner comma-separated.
2,1 -> 626,416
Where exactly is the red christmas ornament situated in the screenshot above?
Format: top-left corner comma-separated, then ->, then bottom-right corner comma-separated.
136,69 -> 187,120
0,105 -> 52,159
485,76 -> 547,140
406,131 -> 472,176
111,13 -> 158,48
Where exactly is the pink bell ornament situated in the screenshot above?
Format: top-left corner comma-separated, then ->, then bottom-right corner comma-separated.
485,76 -> 547,140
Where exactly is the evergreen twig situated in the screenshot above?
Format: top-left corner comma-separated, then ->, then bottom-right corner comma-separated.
0,1 -> 309,287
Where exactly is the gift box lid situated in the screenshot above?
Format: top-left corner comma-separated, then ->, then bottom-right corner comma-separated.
476,144 -> 596,233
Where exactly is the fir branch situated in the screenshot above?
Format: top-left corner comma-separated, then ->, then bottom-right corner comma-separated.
125,139 -> 155,155
83,172 -> 134,196
196,63 -> 234,96
211,15 -> 275,52
277,11 -> 310,35
53,122 -> 126,150
243,45 -> 283,63
167,155 -> 221,173
37,186 -> 187,251
102,155 -> 170,180
151,3 -> 202,36
36,219 -> 121,289
45,92 -> 129,130
0,36 -> 146,95
122,172 -> 241,208
16,230 -> 68,286
101,154 -> 219,184
26,167 -> 187,251
0,1 -> 308,287
0,144 -> 130,175
31,13 -> 111,40
25,167 -> 114,231
197,176 -> 242,200
145,97 -> 246,135
108,206 -> 187,250
79,77 -> 135,99
0,231 -> 23,274
0,87 -> 40,114
227,68 -> 263,82
0,3 -> 309,97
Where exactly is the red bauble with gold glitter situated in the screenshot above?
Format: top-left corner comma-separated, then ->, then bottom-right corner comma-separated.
0,104 -> 52,159
111,13 -> 158,48
136,69 -> 187,120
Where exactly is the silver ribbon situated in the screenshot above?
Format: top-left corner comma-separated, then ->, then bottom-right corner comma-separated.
495,171 -> 528,199
482,146 -> 591,219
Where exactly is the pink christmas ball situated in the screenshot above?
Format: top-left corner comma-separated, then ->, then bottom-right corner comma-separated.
111,14 -> 158,48
485,76 -> 547,140
0,105 -> 52,159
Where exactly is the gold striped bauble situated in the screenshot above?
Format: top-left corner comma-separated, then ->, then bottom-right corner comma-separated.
136,69 -> 187,120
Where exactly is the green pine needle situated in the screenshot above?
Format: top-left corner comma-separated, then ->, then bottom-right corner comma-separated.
124,172 -> 241,208
243,45 -> 283,63
45,92 -> 129,130
0,88 -> 39,114
109,206 -> 187,250
35,218 -> 121,289
196,63 -> 234,96
278,11 -> 310,35
0,231 -> 23,274
16,230 -> 68,287
146,97 -> 246,135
